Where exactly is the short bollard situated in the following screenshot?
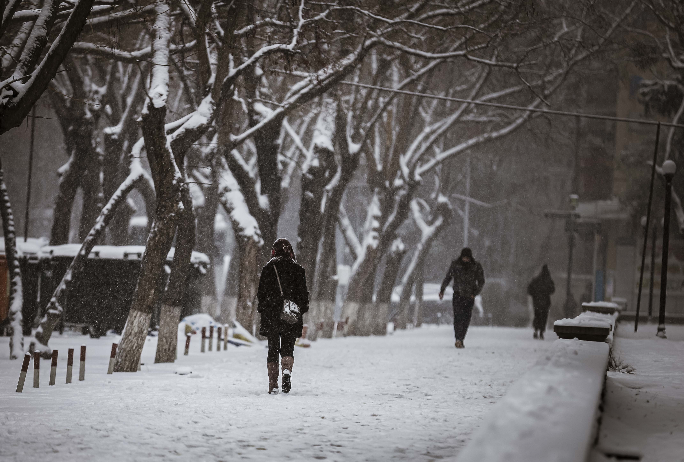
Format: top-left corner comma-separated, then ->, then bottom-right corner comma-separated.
217,326 -> 222,351
209,326 -> 214,351
66,348 -> 74,384
16,353 -> 31,392
201,327 -> 206,353
33,351 -> 40,388
79,345 -> 86,381
184,334 -> 191,356
223,324 -> 229,351
107,343 -> 117,374
49,350 -> 58,386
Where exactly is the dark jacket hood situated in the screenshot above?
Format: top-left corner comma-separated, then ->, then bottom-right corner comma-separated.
459,247 -> 474,262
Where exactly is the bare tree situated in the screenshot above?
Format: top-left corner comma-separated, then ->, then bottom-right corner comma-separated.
0,157 -> 23,358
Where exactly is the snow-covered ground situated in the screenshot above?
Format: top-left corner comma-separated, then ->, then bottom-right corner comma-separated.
590,322 -> 684,462
1,325 -> 553,461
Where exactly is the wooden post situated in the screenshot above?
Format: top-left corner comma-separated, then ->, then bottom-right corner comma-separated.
33,351 -> 40,388
79,345 -> 86,381
184,334 -> 191,356
209,326 -> 214,351
107,343 -> 117,374
66,348 -> 74,384
201,327 -> 206,353
223,324 -> 229,351
16,352 -> 31,392
217,326 -> 221,351
49,350 -> 58,386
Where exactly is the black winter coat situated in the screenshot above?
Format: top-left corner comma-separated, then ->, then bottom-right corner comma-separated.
257,257 -> 310,337
440,258 -> 485,299
528,271 -> 555,310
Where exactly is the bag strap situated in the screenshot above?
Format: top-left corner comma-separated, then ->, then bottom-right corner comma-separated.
272,264 -> 284,297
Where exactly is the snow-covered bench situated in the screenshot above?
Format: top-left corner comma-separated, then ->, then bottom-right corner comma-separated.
456,338 -> 610,462
554,310 -> 618,342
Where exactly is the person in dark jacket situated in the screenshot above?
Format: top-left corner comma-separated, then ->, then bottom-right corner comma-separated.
439,248 -> 485,348
527,264 -> 555,340
257,238 -> 309,394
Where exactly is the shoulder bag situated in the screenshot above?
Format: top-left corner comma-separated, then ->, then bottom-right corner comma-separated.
273,264 -> 301,324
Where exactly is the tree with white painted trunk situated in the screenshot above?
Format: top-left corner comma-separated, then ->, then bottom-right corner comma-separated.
0,157 -> 23,358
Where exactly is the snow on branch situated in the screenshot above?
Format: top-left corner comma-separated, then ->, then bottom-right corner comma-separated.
0,0 -> 95,134
338,204 -> 362,259
70,40 -> 196,64
217,158 -> 263,245
146,0 -> 171,109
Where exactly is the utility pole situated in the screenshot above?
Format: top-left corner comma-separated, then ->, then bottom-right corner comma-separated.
463,156 -> 470,248
657,160 -> 676,339
545,194 -> 580,318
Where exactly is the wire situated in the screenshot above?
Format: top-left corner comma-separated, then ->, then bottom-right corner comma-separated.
335,80 -> 683,129
268,69 -> 682,128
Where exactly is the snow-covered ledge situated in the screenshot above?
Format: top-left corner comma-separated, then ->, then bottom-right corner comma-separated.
456,339 -> 610,462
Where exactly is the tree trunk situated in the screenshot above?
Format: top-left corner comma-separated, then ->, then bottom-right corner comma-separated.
0,159 -> 23,359
49,153 -> 82,245
234,235 -> 260,332
155,183 -> 195,363
114,0 -> 175,372
374,239 -> 405,335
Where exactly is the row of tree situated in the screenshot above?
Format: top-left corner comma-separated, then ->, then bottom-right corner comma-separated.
0,0 -> 681,370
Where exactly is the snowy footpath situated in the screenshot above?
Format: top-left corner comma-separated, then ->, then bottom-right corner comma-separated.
590,322 -> 684,462
1,326 -> 554,462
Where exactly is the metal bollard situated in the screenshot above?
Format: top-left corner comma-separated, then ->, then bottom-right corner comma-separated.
16,352 -> 31,392
223,324 -> 229,351
66,348 -> 74,384
32,351 -> 40,388
201,327 -> 206,353
209,326 -> 214,351
107,343 -> 117,374
217,326 -> 222,351
79,345 -> 86,381
184,334 -> 191,356
49,350 -> 58,386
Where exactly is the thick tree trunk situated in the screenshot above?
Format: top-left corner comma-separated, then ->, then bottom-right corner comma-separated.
0,159 -> 23,359
234,235 -> 260,332
50,153 -> 82,245
155,184 -> 195,363
373,239 -> 405,335
114,0 -> 175,372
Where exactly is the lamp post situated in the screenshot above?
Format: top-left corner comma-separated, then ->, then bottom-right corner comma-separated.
657,160 -> 675,339
647,218 -> 657,319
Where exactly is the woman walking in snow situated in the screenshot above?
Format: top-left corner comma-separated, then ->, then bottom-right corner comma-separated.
257,238 -> 309,394
527,264 -> 555,340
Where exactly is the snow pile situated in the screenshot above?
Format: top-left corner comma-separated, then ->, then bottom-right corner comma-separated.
179,313 -> 222,335
457,339 -> 610,462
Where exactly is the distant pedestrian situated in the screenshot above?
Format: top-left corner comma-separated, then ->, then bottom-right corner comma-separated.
527,264 -> 555,340
257,239 -> 309,394
439,248 -> 485,349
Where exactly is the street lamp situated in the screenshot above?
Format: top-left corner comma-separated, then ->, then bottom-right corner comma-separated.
657,160 -> 676,338
639,215 -> 658,320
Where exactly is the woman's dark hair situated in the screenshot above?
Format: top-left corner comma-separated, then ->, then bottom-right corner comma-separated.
272,238 -> 295,260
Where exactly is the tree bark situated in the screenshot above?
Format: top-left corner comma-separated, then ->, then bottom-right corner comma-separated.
155,181 -> 195,363
0,158 -> 23,359
373,239 -> 405,335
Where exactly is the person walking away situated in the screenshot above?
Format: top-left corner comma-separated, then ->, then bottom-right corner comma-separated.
257,239 -> 309,394
439,248 -> 485,348
527,264 -> 555,340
